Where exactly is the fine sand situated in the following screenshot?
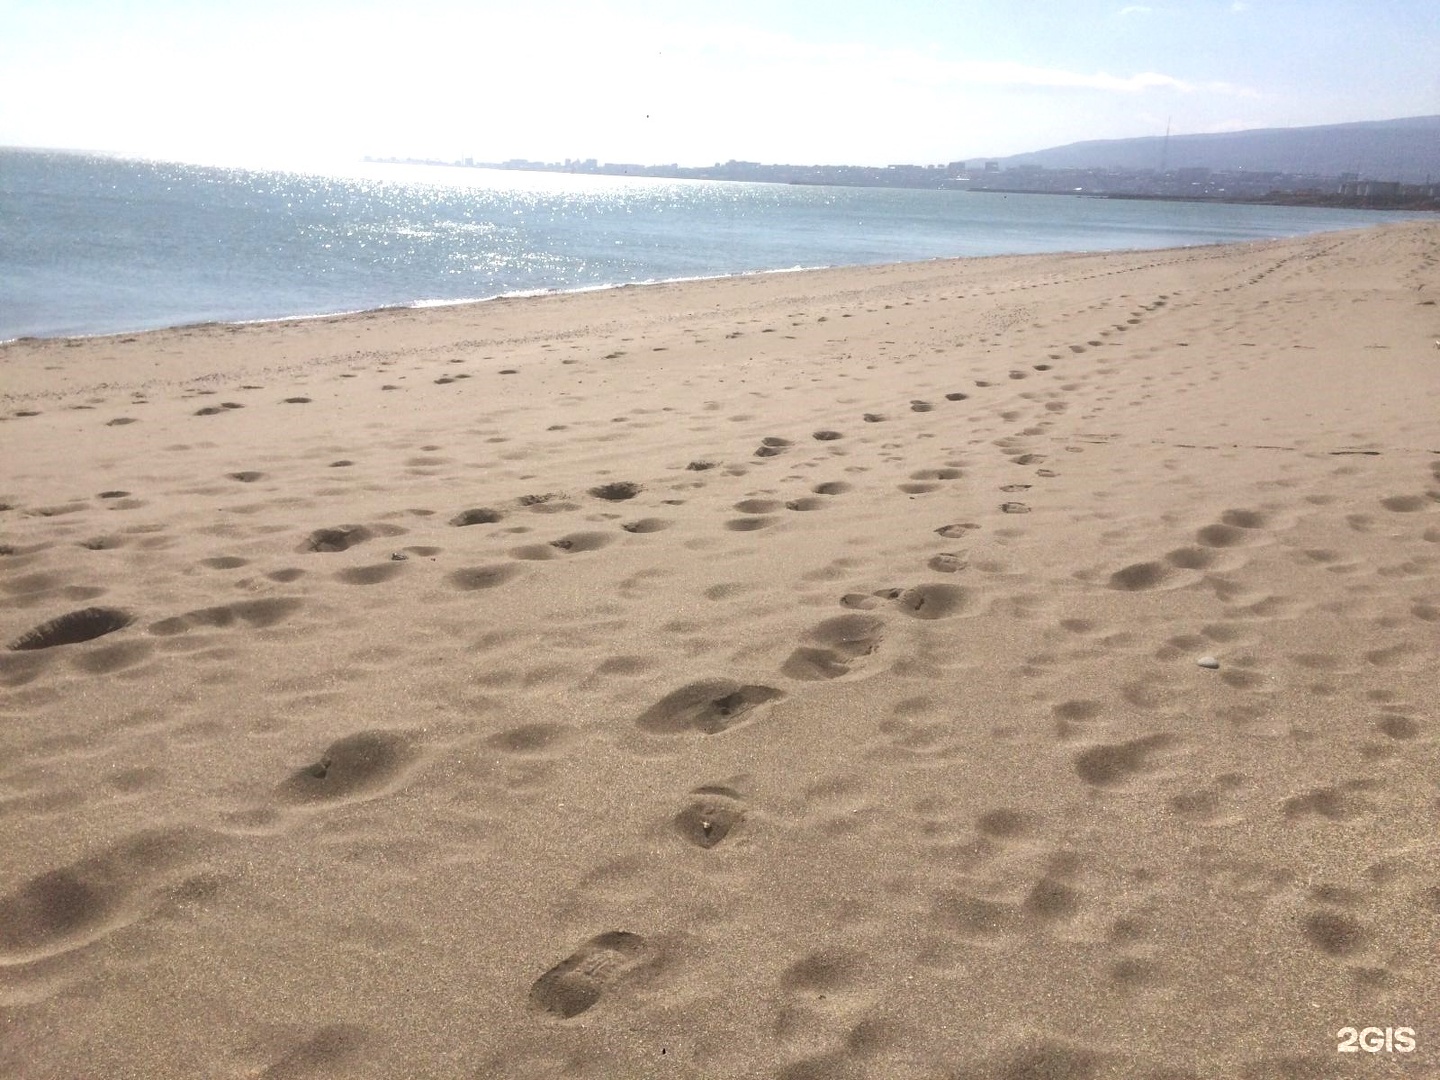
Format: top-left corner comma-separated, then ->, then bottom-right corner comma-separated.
2,222 -> 1438,1079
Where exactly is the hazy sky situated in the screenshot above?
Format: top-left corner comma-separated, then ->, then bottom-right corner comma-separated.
2,0 -> 1436,169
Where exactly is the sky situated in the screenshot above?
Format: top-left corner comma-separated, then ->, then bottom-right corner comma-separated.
1,0 -> 1437,170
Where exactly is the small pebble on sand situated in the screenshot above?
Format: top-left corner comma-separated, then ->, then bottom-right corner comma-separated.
1197,656 -> 1220,669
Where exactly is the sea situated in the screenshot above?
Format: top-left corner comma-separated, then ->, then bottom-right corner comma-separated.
0,147 -> 1423,342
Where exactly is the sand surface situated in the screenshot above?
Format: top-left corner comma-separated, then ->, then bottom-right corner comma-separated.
2,222 -> 1438,1079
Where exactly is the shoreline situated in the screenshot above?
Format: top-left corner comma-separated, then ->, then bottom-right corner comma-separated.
1,224 -> 1371,353
0,262 -> 835,349
3,220 -> 1437,1078
1011,188 -> 1440,212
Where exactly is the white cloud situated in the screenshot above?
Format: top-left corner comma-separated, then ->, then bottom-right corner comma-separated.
945,61 -> 1191,93
675,26 -> 1219,95
1118,5 -> 1154,15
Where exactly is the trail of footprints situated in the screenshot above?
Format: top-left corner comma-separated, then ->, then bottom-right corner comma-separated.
7,319 -> 1080,620
1105,508 -> 1280,592
6,262 -> 1438,1058
477,238 -> 1376,1024
0,727 -> 429,968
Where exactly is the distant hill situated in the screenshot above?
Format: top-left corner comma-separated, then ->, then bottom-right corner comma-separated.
998,116 -> 1440,182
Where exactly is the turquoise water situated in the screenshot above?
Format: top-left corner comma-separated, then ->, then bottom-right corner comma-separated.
0,148 -> 1420,341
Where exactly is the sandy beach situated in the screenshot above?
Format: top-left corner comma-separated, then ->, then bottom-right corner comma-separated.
2,221 -> 1437,1078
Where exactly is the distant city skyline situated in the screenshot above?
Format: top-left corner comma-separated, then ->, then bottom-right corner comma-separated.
2,1 -> 1437,171
364,114 -> 1440,209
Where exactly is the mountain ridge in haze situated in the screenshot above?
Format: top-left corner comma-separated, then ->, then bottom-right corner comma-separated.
997,115 -> 1440,182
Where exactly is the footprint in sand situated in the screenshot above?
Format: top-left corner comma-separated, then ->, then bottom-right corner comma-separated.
754,437 -> 792,458
450,508 -> 504,526
1302,910 -> 1367,956
300,527 -> 371,552
673,786 -> 746,848
621,518 -> 670,533
725,517 -> 775,532
1025,876 -> 1083,922
147,598 -> 302,636
1282,781 -> 1380,821
1106,561 -> 1182,591
485,722 -> 574,756
198,552 -> 246,570
8,606 -> 135,650
636,679 -> 784,735
1219,508 -> 1270,529
1375,715 -> 1421,739
511,532 -> 616,560
517,493 -> 574,514
1051,699 -> 1104,740
274,730 -> 423,807
0,827 -> 213,964
300,524 -> 400,553
975,807 -> 1040,841
936,523 -> 980,539
957,1042 -> 1110,1079
589,481 -> 642,501
529,931 -> 652,1019
781,946 -> 870,992
1164,547 -> 1223,570
251,1027 -> 367,1078
781,614 -> 885,680
1381,494 -> 1430,513
335,563 -> 407,585
1073,734 -> 1178,786
901,468 -> 961,495
1168,775 -> 1246,825
446,565 -> 524,591
874,709 -> 958,758
1194,523 -> 1255,548
892,583 -> 975,620
931,889 -> 1024,939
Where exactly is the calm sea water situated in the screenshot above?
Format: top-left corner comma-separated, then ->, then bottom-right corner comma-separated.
0,148 -> 1419,341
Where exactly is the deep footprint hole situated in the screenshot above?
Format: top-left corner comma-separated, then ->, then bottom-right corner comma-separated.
9,607 -> 136,650
590,481 -> 642,501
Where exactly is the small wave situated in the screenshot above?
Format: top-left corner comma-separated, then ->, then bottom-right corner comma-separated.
2,264 -> 842,344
